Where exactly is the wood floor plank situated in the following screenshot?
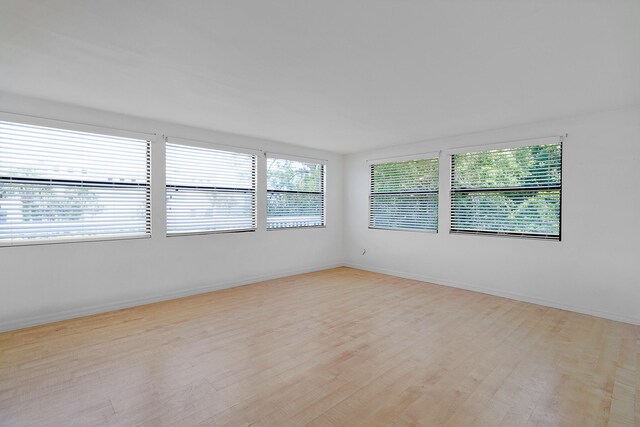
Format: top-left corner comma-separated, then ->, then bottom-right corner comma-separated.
0,267 -> 638,426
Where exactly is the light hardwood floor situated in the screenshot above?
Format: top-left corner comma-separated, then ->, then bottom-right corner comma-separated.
0,267 -> 638,426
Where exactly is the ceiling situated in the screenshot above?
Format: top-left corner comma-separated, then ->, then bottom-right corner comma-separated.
1,1 -> 638,153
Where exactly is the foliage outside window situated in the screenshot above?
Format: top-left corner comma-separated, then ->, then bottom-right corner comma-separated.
450,143 -> 562,239
0,121 -> 150,244
266,157 -> 325,229
369,158 -> 439,231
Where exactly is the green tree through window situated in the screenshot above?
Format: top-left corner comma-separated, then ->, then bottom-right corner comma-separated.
451,143 -> 562,239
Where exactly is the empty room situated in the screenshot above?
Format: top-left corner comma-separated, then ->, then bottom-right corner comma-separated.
0,1 -> 639,426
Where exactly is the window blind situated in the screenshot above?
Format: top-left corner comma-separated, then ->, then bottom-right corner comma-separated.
369,158 -> 439,231
450,142 -> 562,239
0,121 -> 151,245
266,157 -> 325,229
166,142 -> 256,235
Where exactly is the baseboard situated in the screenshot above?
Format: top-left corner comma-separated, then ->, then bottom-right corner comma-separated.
0,262 -> 343,333
344,262 -> 640,326
4,261 -> 637,333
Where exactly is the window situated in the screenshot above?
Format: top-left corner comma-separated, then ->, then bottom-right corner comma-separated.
450,142 -> 562,239
369,158 -> 439,231
0,120 -> 150,245
166,142 -> 256,235
266,157 -> 325,229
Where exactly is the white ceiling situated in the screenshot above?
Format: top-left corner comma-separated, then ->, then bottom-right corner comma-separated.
1,1 -> 638,153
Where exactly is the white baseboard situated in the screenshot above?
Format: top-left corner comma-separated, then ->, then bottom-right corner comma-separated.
0,262 -> 343,333
344,263 -> 640,326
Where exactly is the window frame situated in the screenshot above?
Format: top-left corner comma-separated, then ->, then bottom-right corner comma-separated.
165,137 -> 258,237
266,154 -> 326,230
0,113 -> 154,247
448,137 -> 563,241
368,155 -> 440,233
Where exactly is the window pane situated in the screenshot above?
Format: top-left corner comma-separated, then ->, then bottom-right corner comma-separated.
266,158 -> 323,192
371,159 -> 439,193
370,193 -> 438,231
166,143 -> 256,234
166,144 -> 254,189
0,122 -> 148,183
0,121 -> 150,244
266,157 -> 325,229
266,192 -> 324,228
452,144 -> 561,189
451,190 -> 560,235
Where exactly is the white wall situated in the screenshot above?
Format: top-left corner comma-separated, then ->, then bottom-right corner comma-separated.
2,93 -> 638,331
0,92 -> 344,331
344,106 -> 640,325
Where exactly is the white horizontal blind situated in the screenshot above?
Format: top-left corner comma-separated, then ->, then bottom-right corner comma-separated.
451,143 -> 562,239
266,157 -> 325,229
166,143 -> 256,234
369,158 -> 439,231
0,121 -> 151,245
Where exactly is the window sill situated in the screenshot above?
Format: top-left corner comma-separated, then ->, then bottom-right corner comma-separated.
267,225 -> 326,231
0,233 -> 151,248
368,226 -> 437,234
166,229 -> 256,237
449,230 -> 560,241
